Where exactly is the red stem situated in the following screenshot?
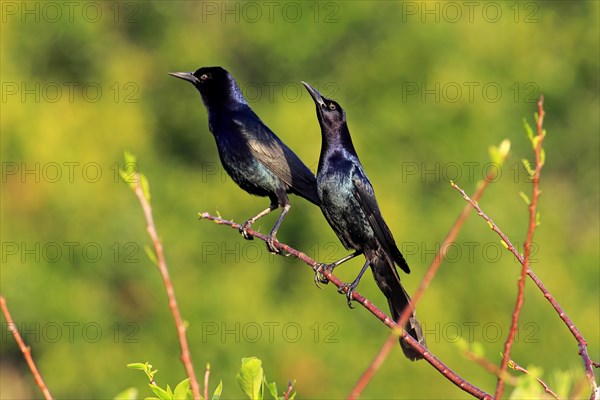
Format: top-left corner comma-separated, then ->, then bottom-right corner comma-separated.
132,180 -> 202,400
0,295 -> 53,400
494,96 -> 546,399
350,166 -> 500,399
200,213 -> 492,399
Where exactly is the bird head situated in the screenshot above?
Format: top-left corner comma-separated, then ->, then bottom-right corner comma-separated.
169,66 -> 247,109
302,81 -> 346,132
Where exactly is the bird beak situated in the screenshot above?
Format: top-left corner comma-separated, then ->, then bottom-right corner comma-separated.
302,81 -> 326,108
169,71 -> 200,84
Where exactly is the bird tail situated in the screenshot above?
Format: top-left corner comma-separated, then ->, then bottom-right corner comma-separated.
369,253 -> 427,361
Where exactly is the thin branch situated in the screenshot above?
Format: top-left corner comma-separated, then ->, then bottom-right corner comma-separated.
203,363 -> 210,400
130,177 -> 202,400
0,295 -> 53,400
349,151 -> 507,400
463,348 -> 519,387
199,213 -> 492,400
452,181 -> 599,399
495,97 -> 546,399
283,381 -> 294,400
509,358 -> 561,400
453,117 -> 598,400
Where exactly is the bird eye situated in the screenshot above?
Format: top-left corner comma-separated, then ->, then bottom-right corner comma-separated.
328,103 -> 336,111
200,74 -> 209,80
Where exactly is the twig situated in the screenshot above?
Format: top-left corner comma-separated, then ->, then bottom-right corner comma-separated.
349,149 -> 507,400
203,363 -> 210,400
283,381 -> 294,400
461,346 -> 519,386
130,177 -> 202,400
452,102 -> 598,400
199,213 -> 492,399
509,358 -> 561,400
495,97 -> 546,399
0,295 -> 53,400
452,182 -> 599,399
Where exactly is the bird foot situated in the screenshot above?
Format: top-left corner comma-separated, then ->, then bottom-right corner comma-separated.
338,282 -> 358,309
313,263 -> 333,288
239,221 -> 254,240
265,235 -> 281,254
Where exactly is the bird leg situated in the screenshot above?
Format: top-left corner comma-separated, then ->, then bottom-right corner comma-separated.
314,250 -> 363,287
339,259 -> 370,308
240,204 -> 278,240
265,203 -> 290,254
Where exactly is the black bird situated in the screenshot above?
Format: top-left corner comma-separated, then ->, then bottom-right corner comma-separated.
303,82 -> 426,360
169,67 -> 319,252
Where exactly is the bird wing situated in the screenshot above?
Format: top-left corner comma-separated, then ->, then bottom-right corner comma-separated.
240,118 -> 320,205
352,169 -> 410,274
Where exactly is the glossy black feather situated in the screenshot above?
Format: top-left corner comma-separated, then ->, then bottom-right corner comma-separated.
303,81 -> 426,360
170,67 -> 319,251
352,175 -> 410,274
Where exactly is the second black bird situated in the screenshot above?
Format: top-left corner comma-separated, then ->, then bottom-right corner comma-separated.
170,67 -> 319,252
303,82 -> 426,360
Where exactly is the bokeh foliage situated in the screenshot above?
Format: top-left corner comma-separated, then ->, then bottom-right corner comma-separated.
1,1 -> 598,399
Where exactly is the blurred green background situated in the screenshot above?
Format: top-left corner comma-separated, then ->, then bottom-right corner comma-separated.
1,1 -> 598,399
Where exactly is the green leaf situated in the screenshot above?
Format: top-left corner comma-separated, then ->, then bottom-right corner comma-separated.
500,240 -> 508,249
128,363 -> 148,371
173,379 -> 191,400
535,212 -> 542,226
539,148 -> 546,168
522,159 -> 535,177
523,118 -> 534,143
212,380 -> 223,400
149,384 -> 172,400
114,387 -> 138,400
237,357 -> 264,400
531,135 -> 541,150
488,139 -> 511,166
127,362 -> 158,383
264,380 -> 278,400
518,192 -> 531,205
120,151 -> 140,188
124,151 -> 137,166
